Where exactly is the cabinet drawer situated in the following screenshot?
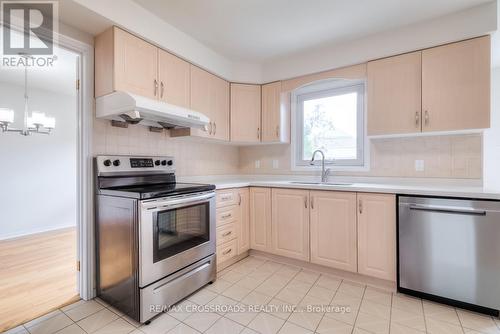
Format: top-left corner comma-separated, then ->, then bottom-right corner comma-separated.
216,205 -> 238,227
216,223 -> 237,246
216,189 -> 239,208
216,239 -> 237,264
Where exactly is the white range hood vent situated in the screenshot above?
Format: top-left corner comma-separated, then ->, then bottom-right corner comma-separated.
96,91 -> 209,130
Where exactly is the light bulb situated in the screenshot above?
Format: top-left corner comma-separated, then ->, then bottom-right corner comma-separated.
30,111 -> 46,125
44,116 -> 55,129
0,108 -> 14,123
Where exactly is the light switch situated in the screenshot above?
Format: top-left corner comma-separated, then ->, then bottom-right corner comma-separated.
255,160 -> 261,169
415,160 -> 425,172
272,159 -> 279,169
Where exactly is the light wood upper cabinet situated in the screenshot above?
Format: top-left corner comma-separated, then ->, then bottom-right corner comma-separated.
95,27 -> 158,99
237,188 -> 250,255
422,36 -> 490,132
357,193 -> 396,281
249,187 -> 272,252
310,191 -> 357,272
171,66 -> 229,140
261,81 -> 289,143
158,50 -> 190,108
230,83 -> 261,142
212,76 -> 230,141
367,52 -> 422,135
271,188 -> 310,261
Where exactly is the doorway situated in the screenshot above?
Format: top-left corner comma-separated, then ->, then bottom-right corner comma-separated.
0,31 -> 81,331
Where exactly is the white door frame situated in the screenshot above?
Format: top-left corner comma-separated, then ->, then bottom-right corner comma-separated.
56,32 -> 95,300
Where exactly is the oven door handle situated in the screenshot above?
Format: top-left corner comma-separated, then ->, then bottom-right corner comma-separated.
143,192 -> 215,211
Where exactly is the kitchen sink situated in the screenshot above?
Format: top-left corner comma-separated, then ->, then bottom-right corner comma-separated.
289,181 -> 353,186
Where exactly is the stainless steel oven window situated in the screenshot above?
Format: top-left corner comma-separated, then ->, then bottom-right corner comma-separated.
152,202 -> 210,263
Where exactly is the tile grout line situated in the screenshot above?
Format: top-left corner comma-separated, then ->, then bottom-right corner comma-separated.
311,276 -> 344,334
350,284 -> 367,334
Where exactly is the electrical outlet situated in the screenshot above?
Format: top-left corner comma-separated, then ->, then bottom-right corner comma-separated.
415,160 -> 425,172
255,160 -> 261,169
272,159 -> 279,169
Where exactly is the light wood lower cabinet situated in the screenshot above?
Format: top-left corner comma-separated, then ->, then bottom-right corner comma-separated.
310,191 -> 357,272
357,193 -> 396,281
250,187 -> 272,252
215,188 -> 250,267
238,188 -> 250,254
271,188 -> 310,261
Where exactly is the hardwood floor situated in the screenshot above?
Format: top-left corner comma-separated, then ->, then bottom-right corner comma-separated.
0,227 -> 79,332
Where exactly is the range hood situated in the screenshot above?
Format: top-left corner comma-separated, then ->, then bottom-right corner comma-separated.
96,91 -> 209,129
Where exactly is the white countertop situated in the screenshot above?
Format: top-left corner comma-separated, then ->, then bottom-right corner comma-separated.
178,175 -> 500,200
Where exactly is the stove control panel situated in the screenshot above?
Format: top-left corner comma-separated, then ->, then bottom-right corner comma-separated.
96,155 -> 175,174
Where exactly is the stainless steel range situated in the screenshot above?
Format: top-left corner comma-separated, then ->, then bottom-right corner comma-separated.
95,155 -> 216,323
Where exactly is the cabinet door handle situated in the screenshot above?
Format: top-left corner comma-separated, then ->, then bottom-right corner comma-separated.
238,193 -> 242,206
160,81 -> 165,98
213,122 -> 217,135
257,127 -> 260,140
424,110 -> 429,126
310,196 -> 314,209
304,197 -> 308,209
276,125 -> 279,138
359,199 -> 363,214
222,231 -> 232,237
207,122 -> 213,135
222,248 -> 232,255
415,111 -> 420,127
222,213 -> 232,219
154,79 -> 158,96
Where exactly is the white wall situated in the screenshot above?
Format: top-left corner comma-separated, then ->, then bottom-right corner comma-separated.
0,83 -> 77,240
262,1 -> 498,81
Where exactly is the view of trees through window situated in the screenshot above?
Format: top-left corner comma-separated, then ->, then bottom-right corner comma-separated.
302,92 -> 359,161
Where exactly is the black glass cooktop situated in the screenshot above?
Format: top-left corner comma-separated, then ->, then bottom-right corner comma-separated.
99,182 -> 215,199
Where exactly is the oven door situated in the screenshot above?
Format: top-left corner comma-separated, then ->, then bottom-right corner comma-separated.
139,191 -> 216,287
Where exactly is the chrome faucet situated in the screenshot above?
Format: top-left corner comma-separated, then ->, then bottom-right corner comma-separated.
310,149 -> 330,183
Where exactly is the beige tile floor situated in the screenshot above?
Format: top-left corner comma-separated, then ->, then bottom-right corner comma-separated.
3,256 -> 500,334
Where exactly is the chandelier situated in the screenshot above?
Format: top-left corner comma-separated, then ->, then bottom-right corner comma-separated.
0,58 -> 56,136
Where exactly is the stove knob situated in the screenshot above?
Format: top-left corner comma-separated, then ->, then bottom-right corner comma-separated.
103,159 -> 112,167
113,159 -> 121,166
155,160 -> 161,166
167,160 -> 173,166
161,160 -> 167,166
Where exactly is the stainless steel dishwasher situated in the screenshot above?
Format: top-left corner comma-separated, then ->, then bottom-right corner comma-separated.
398,196 -> 500,316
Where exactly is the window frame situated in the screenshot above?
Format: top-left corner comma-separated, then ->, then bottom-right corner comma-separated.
292,79 -> 367,170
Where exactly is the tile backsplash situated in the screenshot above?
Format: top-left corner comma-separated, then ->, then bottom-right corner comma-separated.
94,118 -> 482,179
93,119 -> 239,176
239,134 -> 483,179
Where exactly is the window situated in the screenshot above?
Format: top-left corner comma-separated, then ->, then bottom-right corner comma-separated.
293,80 -> 365,168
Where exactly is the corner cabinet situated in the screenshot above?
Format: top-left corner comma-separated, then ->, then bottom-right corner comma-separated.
310,191 -> 357,272
261,81 -> 289,143
249,187 -> 272,252
357,193 -> 396,281
271,188 -> 310,261
230,84 -> 261,143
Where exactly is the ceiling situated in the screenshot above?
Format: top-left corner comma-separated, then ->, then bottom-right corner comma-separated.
132,0 -> 493,62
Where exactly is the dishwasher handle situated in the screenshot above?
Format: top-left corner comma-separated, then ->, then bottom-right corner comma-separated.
408,204 -> 486,216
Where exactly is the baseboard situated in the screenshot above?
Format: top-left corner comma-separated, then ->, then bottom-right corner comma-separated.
217,251 -> 249,272
249,250 -> 396,292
